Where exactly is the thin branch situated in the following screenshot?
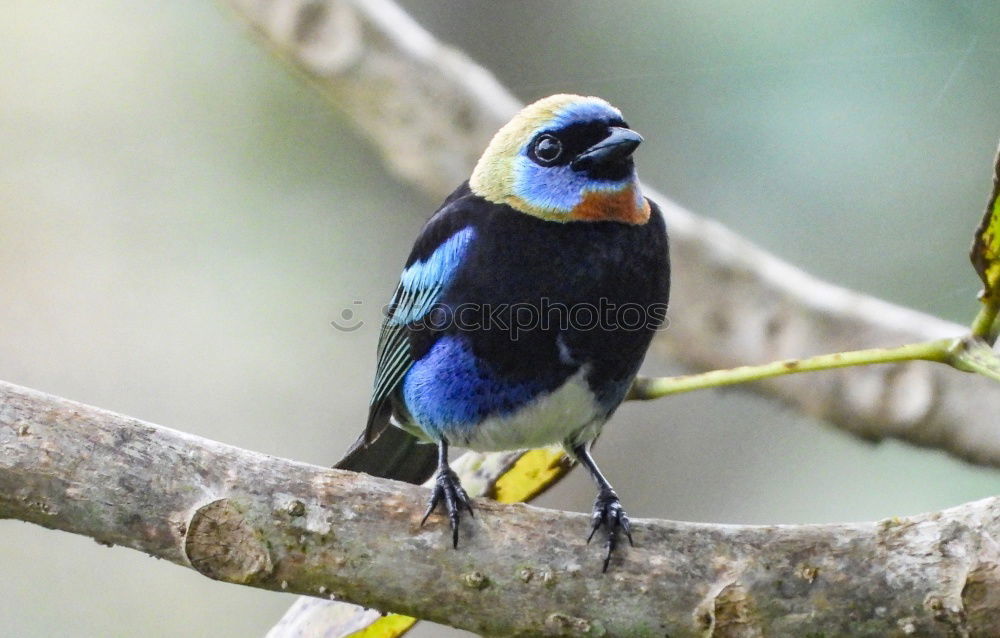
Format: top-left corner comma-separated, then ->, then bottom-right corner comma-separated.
629,338 -> 955,399
3,379 -> 1000,637
222,0 -> 1000,471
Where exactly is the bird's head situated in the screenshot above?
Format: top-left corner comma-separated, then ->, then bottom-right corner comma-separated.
469,94 -> 650,224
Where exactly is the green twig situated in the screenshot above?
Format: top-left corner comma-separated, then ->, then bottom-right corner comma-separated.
970,298 -> 1000,342
628,339 -> 956,401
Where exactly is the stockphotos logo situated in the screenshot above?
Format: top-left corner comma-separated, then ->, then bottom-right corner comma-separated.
331,298 -> 669,339
329,300 -> 365,332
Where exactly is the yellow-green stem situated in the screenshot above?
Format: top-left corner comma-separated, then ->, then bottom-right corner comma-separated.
970,298 -> 1000,343
629,338 -> 957,400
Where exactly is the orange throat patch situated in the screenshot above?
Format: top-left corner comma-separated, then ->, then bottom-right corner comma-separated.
568,185 -> 651,224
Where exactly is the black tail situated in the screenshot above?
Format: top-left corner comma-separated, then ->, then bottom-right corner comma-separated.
335,422 -> 438,484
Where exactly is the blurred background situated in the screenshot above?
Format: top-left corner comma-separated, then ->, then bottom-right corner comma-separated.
2,1 -> 999,635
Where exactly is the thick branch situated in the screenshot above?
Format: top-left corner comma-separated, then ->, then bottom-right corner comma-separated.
223,0 -> 1000,469
3,379 -> 1000,636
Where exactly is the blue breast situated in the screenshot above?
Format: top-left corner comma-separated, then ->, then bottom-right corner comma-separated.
402,334 -> 545,438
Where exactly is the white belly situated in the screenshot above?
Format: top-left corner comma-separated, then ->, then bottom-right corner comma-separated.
445,368 -> 605,452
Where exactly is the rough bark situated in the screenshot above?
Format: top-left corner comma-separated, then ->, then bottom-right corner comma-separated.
3,379 -> 1000,637
222,0 -> 1000,472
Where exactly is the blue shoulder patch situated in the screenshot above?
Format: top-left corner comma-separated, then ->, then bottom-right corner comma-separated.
394,227 -> 475,324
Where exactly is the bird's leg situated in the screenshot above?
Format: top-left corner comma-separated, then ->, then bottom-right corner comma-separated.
420,439 -> 473,548
572,443 -> 632,572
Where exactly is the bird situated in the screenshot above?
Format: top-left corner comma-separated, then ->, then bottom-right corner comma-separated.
336,94 -> 670,571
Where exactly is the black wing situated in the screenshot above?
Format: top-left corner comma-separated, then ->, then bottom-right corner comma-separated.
337,185 -> 479,481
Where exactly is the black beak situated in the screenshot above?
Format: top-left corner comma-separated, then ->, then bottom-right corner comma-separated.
571,127 -> 643,171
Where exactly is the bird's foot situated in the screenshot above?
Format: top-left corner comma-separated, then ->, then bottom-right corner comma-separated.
586,487 -> 633,572
420,467 -> 474,548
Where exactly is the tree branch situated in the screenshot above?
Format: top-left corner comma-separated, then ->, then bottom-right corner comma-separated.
3,378 -> 1000,637
222,0 -> 1000,471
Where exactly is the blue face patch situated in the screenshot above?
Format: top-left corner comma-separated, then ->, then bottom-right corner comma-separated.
512,157 -> 634,214
402,335 -> 544,436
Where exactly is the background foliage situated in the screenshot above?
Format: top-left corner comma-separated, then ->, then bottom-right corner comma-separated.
2,1 -> 999,635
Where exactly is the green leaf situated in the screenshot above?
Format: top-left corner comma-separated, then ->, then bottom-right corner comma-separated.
969,142 -> 1000,338
489,447 -> 571,503
345,614 -> 418,638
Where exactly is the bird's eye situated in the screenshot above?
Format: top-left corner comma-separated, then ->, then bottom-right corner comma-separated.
532,134 -> 562,164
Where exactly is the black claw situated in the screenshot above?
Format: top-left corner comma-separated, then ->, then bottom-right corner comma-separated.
589,488 -> 631,572
419,491 -> 440,527
420,467 -> 473,548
